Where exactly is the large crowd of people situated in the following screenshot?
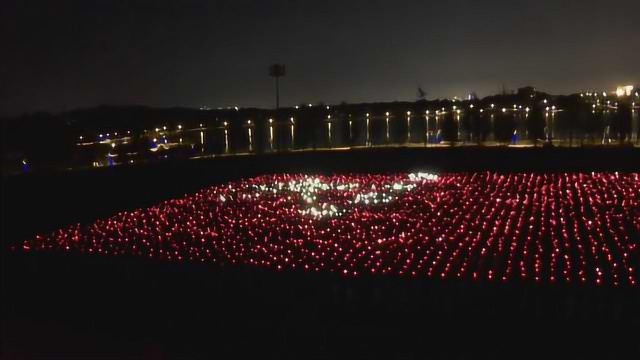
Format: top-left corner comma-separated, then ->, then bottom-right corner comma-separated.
21,172 -> 639,286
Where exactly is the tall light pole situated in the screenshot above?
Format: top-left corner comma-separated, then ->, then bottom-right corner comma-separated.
269,64 -> 286,109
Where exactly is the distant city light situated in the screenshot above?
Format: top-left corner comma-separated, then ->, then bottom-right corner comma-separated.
501,108 -> 506,113
616,85 -> 634,97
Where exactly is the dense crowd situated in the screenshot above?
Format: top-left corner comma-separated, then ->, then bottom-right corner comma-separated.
21,172 -> 640,285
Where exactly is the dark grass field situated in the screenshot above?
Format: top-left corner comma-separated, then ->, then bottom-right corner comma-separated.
3,147 -> 640,358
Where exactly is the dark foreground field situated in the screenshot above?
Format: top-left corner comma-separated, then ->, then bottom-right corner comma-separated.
3,147 -> 640,358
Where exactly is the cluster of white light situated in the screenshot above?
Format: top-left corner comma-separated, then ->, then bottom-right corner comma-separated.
218,173 -> 439,220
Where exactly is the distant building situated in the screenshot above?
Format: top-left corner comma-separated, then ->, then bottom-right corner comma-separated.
616,85 -> 635,97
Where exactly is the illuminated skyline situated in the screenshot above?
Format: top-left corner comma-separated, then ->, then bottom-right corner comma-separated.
1,0 -> 639,116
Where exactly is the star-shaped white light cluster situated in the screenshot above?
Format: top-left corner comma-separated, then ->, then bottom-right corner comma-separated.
220,172 -> 439,219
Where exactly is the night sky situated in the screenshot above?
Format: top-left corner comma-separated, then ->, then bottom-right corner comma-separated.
1,0 -> 639,116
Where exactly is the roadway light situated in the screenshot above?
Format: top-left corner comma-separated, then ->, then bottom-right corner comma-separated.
111,143 -> 116,148
163,126 -> 167,130
456,109 -> 461,114
502,108 -> 506,113
290,117 -> 295,123
247,120 -> 252,125
295,105 -> 299,109
327,115 -> 331,119
385,112 -> 390,116
546,107 -> 550,111
480,109 -> 484,113
552,106 -> 556,110
407,111 -> 411,116
469,104 -> 474,109
223,121 -> 228,127
177,125 -> 182,130
543,99 -> 548,104
99,134 -> 103,138
199,123 -> 203,127
452,106 -> 457,110
425,110 -> 430,115
525,107 -> 530,112
327,106 -> 330,110
491,104 -> 495,109
269,118 -> 273,124
308,104 -> 312,107
366,113 -> 370,117
114,132 -> 118,136
79,136 -> 83,140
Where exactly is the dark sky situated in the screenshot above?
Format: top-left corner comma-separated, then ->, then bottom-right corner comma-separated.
1,0 -> 639,116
